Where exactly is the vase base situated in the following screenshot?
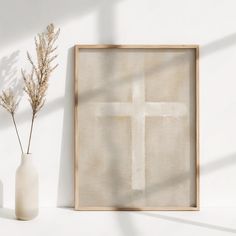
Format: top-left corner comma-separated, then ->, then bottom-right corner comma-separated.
15,209 -> 38,221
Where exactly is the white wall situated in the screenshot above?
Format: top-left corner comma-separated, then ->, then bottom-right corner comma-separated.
0,0 -> 236,208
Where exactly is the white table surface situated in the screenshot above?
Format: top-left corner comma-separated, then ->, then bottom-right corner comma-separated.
0,207 -> 235,236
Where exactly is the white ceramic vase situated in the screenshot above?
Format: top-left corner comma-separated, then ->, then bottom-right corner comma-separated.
15,153 -> 38,220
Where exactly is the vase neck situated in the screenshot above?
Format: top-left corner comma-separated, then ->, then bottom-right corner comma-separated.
21,153 -> 33,163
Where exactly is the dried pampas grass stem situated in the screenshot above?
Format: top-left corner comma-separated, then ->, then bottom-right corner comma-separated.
0,89 -> 23,153
22,24 -> 60,154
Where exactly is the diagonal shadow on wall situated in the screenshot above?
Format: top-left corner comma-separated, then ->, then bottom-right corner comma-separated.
0,0 -> 124,49
2,30 -> 236,130
2,31 -> 236,130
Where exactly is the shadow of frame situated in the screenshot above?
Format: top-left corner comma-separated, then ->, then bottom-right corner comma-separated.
136,211 -> 236,234
57,47 -> 75,207
0,180 -> 3,208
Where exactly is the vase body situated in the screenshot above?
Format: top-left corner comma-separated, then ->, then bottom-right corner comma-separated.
15,154 -> 38,220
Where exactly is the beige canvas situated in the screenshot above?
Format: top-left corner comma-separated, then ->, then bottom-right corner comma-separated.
75,46 -> 199,210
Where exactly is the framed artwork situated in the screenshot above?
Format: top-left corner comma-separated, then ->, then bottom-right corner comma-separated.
74,45 -> 199,210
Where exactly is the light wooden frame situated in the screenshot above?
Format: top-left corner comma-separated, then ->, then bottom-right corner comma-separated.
74,45 -> 200,211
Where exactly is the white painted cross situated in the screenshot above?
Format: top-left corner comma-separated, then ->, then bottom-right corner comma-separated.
93,72 -> 187,190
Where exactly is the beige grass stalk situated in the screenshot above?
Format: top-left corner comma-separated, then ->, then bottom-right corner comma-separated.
22,24 -> 60,154
0,89 -> 23,154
